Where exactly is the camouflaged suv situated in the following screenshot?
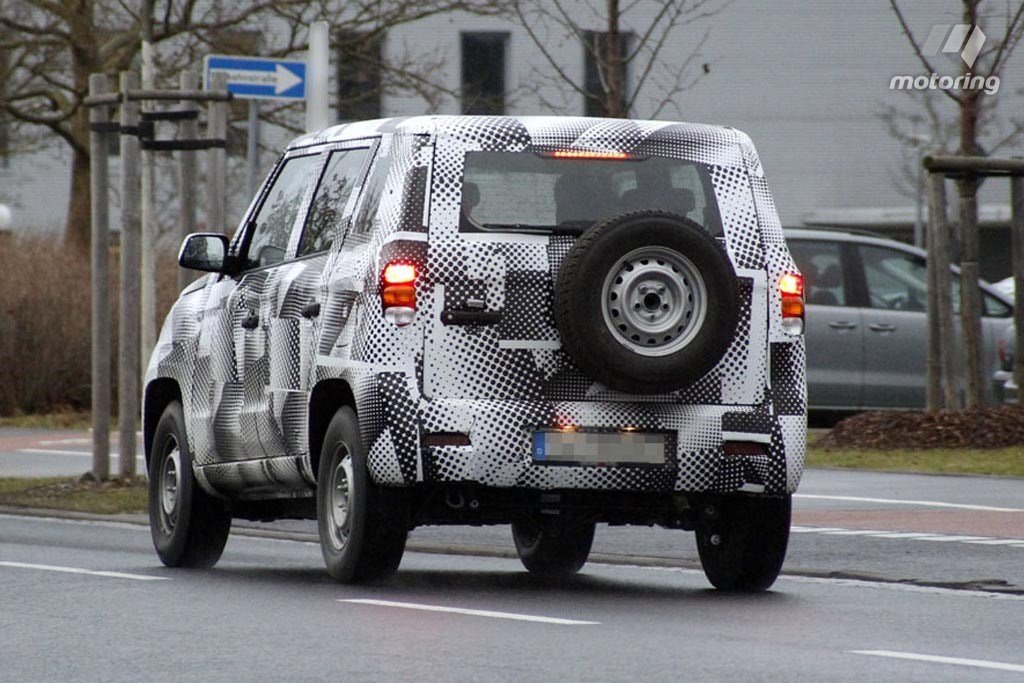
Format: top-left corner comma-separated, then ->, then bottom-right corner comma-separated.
145,116 -> 806,591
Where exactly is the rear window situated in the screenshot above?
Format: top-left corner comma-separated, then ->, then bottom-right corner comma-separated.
460,151 -> 723,236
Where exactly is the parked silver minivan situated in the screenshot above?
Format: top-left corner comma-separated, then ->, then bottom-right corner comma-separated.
786,229 -> 1013,411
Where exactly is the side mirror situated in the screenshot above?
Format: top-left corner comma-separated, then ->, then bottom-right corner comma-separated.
178,233 -> 233,273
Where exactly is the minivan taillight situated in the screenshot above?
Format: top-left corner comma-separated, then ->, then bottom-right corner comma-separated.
382,262 -> 417,326
779,272 -> 805,335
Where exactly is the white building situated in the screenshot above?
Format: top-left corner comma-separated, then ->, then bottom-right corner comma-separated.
2,1 -> 1022,276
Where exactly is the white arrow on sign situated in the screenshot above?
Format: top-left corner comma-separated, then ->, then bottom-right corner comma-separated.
210,64 -> 303,95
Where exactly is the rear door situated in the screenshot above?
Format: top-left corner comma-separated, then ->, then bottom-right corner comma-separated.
855,244 -> 929,408
788,238 -> 864,410
423,145 -> 759,404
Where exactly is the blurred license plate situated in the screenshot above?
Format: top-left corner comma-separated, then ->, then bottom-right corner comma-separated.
532,430 -> 667,466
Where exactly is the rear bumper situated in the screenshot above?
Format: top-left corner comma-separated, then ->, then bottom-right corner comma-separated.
404,399 -> 805,495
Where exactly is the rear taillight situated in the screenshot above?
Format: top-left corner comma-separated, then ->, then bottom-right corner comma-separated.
998,338 -> 1013,371
779,272 -> 805,335
382,262 -> 417,326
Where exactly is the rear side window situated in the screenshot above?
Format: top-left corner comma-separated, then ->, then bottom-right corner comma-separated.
460,151 -> 723,236
298,147 -> 370,256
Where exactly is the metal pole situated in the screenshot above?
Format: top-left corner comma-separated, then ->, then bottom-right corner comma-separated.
957,177 -> 985,409
928,173 -> 959,410
926,174 -> 941,412
178,71 -> 198,293
207,72 -> 227,234
1011,174 -> 1024,394
246,99 -> 261,198
306,21 -> 330,133
89,74 -> 112,481
140,0 -> 156,371
119,71 -> 141,479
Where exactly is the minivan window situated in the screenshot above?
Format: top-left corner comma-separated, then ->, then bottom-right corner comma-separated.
460,151 -> 723,236
789,240 -> 847,306
245,154 -> 319,269
298,148 -> 370,256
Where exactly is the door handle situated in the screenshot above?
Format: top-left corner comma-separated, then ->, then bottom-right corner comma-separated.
868,323 -> 896,333
828,321 -> 857,330
301,301 -> 321,319
441,309 -> 502,326
240,310 -> 259,330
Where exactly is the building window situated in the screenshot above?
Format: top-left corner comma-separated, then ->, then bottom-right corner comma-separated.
461,32 -> 508,115
337,31 -> 383,121
583,31 -> 631,117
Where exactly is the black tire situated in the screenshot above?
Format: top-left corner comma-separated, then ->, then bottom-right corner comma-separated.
148,401 -> 231,568
554,211 -> 737,394
316,406 -> 408,583
511,517 -> 596,576
696,495 -> 791,592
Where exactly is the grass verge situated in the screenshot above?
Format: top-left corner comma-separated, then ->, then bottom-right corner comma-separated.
806,446 -> 1024,478
0,477 -> 148,514
0,411 -> 93,430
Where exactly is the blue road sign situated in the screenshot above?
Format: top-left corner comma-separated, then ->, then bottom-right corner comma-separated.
204,55 -> 306,101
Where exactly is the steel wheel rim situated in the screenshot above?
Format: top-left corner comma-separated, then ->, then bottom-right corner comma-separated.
159,440 -> 182,533
326,443 -> 354,551
601,246 -> 707,357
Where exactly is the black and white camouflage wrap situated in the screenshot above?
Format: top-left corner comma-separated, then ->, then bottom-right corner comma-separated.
144,115 -> 806,502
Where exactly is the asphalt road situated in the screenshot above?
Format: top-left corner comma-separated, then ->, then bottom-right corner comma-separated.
2,427 -> 1024,591
3,513 -> 1024,682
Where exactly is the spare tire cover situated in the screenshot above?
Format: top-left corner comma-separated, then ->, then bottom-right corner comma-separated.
554,210 -> 738,395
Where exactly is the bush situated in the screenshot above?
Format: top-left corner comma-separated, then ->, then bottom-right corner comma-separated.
0,234 -> 180,416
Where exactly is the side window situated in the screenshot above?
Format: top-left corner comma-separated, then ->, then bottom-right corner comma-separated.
298,148 -> 369,256
245,154 -> 320,269
951,279 -> 1013,318
350,147 -> 392,235
859,246 -> 927,312
789,240 -> 847,306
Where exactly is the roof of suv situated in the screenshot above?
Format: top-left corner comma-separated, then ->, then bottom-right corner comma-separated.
289,115 -> 752,156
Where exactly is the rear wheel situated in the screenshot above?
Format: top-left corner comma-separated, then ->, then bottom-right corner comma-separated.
696,495 -> 791,592
316,406 -> 408,582
149,401 -> 231,568
511,517 -> 596,576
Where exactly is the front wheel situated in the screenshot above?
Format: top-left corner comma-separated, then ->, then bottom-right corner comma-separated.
148,401 -> 231,568
316,406 -> 408,583
511,517 -> 596,576
696,495 -> 791,592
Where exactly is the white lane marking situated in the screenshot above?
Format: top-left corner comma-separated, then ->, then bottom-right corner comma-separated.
339,598 -> 599,625
916,535 -> 991,543
36,438 -> 92,446
820,529 -> 889,536
789,526 -> 845,533
16,448 -> 144,459
795,494 -> 1023,513
850,650 -> 1024,673
0,561 -> 168,582
869,532 -> 940,539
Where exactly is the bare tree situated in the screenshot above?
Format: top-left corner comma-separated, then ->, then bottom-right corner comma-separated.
885,2 -> 1024,191
888,0 -> 1024,408
0,0 -> 501,252
511,0 -> 724,119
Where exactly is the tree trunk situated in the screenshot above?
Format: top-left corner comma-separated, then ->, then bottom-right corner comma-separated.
956,0 -> 985,409
605,0 -> 624,117
65,144 -> 92,253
